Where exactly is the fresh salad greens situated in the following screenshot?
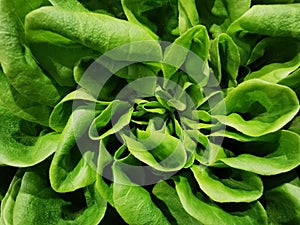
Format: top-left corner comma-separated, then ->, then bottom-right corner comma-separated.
0,0 -> 300,224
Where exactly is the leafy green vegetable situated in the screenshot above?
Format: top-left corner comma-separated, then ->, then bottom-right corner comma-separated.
0,69 -> 52,126
1,0 -> 300,224
123,130 -> 187,172
178,0 -> 199,34
197,0 -> 251,37
122,0 -> 179,41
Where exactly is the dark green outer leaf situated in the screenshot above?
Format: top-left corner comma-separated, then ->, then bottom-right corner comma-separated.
0,108 -> 59,167
0,0 -> 60,106
209,33 -> 239,87
265,183 -> 300,225
153,180 -> 201,225
49,0 -> 88,11
228,4 -> 300,64
1,163 -> 106,225
112,163 -> 170,225
0,70 -> 52,126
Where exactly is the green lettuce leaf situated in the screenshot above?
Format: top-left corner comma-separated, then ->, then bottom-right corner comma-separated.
228,4 -> 300,64
197,0 -> 251,37
121,0 -> 178,41
25,6 -> 157,54
163,25 -> 210,85
0,108 -> 59,167
218,130 -> 300,175
265,183 -> 300,225
174,175 -> 268,225
245,37 -> 300,83
178,0 -> 199,34
112,163 -> 170,225
50,106 -> 97,192
0,0 -> 60,106
49,89 -> 101,132
89,100 -> 133,140
122,130 -> 187,172
1,162 -> 106,225
209,33 -> 240,87
153,180 -> 200,225
213,79 -> 299,137
0,70 -> 52,126
191,165 -> 263,203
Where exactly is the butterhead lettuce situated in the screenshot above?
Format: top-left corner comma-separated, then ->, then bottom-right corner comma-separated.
0,0 -> 300,224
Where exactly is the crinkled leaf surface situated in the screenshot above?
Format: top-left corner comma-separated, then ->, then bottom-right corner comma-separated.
0,108 -> 59,167
0,0 -> 60,106
25,6 -> 157,54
